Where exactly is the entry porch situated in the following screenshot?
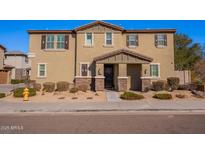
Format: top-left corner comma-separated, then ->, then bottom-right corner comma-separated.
94,49 -> 153,91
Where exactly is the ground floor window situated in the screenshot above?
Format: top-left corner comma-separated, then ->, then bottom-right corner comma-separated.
80,63 -> 89,76
38,63 -> 46,77
150,63 -> 160,77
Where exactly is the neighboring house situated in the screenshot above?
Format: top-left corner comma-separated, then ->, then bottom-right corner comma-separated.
0,45 -> 5,70
4,51 -> 30,80
0,45 -> 12,84
28,21 -> 176,91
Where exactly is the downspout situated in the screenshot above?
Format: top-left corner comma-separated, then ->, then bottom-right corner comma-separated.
74,30 -> 77,79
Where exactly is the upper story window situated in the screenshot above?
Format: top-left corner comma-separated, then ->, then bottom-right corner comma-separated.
150,64 -> 160,77
41,34 -> 69,50
127,34 -> 138,47
57,35 -> 65,49
46,35 -> 55,49
105,32 -> 113,45
85,33 -> 93,46
155,34 -> 167,47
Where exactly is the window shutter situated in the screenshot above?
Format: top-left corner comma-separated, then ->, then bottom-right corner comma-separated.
164,34 -> 167,46
126,35 -> 129,46
136,35 -> 139,46
65,35 -> 69,49
154,34 -> 158,47
41,35 -> 46,49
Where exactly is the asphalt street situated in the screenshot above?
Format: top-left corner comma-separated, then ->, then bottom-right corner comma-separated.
0,111 -> 205,133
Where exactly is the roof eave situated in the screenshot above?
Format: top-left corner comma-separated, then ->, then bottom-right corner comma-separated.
27,30 -> 74,34
125,29 -> 176,33
0,45 -> 6,51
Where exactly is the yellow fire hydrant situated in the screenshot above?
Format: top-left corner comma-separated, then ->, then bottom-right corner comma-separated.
23,88 -> 30,101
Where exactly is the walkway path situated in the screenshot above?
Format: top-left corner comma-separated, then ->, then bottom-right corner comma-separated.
105,91 -> 122,102
0,83 -> 25,93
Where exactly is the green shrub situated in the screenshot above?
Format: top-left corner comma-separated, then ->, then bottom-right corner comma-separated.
0,93 -> 6,98
13,88 -> 36,97
69,87 -> 78,93
152,80 -> 165,91
120,91 -> 144,100
153,93 -> 172,100
11,79 -> 25,84
188,83 -> 205,91
196,84 -> 205,92
33,83 -> 41,91
178,84 -> 189,90
57,81 -> 69,91
167,77 -> 180,90
43,82 -> 55,92
78,84 -> 88,92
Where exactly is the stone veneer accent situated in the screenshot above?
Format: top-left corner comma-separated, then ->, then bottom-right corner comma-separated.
141,77 -> 151,91
75,76 -> 92,90
95,76 -> 105,91
118,77 -> 128,91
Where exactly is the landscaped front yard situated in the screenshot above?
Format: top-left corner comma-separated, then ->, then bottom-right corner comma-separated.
1,77 -> 205,103
1,89 -> 204,103
121,90 -> 205,101
1,90 -> 106,103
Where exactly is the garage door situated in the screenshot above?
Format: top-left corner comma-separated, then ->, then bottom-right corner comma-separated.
0,70 -> 9,84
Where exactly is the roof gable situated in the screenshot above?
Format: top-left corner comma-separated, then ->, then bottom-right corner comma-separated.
75,21 -> 124,31
94,49 -> 153,64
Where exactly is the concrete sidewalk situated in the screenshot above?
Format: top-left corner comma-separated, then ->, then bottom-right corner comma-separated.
0,83 -> 25,93
0,100 -> 205,112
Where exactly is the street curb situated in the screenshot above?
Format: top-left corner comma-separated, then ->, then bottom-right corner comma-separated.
1,108 -> 205,113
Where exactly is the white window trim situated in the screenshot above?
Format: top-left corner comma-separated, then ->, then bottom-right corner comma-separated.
150,63 -> 160,78
84,32 -> 94,46
104,32 -> 114,46
80,62 -> 90,77
37,63 -> 47,78
128,34 -> 137,48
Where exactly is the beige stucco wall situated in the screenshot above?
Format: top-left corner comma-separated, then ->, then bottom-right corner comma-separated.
0,48 -> 4,69
76,25 -> 123,76
29,24 -> 175,84
29,33 -> 75,83
124,33 -> 175,81
76,24 -> 175,81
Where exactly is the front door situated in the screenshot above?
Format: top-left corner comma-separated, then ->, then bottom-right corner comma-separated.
104,64 -> 114,89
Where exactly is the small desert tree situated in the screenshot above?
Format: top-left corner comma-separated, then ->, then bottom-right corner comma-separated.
174,34 -> 203,71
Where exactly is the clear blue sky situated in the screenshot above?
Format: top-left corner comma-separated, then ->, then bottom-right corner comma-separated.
0,20 -> 205,53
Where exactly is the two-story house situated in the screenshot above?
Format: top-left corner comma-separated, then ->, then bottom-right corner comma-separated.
0,45 -> 6,70
28,21 -> 176,91
0,44 -> 12,84
5,51 -> 30,80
